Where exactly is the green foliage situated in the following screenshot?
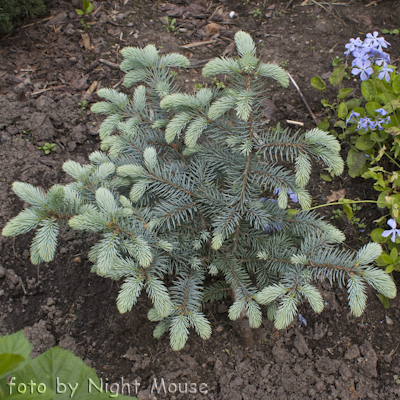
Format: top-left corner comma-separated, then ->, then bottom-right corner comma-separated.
164,16 -> 179,34
75,0 -> 93,16
211,77 -> 225,89
311,58 -> 400,179
311,76 -> 326,92
330,203 -> 366,229
371,222 -> 400,273
37,142 -> 56,155
311,35 -> 400,278
253,8 -> 262,19
332,56 -> 343,67
330,209 -> 343,220
76,0 -> 93,29
0,0 -> 45,33
3,32 -> 396,350
0,331 -> 137,399
381,28 -> 399,35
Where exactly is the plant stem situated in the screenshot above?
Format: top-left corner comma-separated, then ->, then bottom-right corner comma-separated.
306,199 -> 378,212
384,151 -> 400,169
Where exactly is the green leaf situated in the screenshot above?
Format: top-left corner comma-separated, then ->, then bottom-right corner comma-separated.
0,332 -> 32,388
321,99 -> 329,107
75,9 -> 84,15
14,346 -> 135,399
377,188 -> 391,208
0,331 -> 32,361
370,130 -> 388,142
333,120 -> 345,129
370,228 -> 388,243
311,76 -> 326,92
390,247 -> 398,260
352,106 -> 365,117
375,255 -> 388,267
381,29 -> 390,34
393,29 -> 399,35
341,203 -> 353,220
329,65 -> 346,86
337,88 -> 353,100
355,135 -> 375,151
0,354 -> 24,380
83,0 -> 94,13
345,97 -> 363,111
377,293 -> 390,309
380,254 -> 393,264
386,265 -> 395,273
392,75 -> 400,94
317,117 -> 329,131
365,101 -> 382,117
338,102 -> 348,119
347,149 -> 366,178
361,80 -> 376,101
386,127 -> 400,136
383,100 -> 400,114
378,92 -> 396,105
320,173 -> 332,182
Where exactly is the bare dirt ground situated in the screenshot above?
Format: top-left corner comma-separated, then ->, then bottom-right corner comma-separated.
1,0 -> 400,399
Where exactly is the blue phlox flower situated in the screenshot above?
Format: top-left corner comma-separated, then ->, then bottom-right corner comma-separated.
365,31 -> 390,49
344,37 -> 363,56
365,32 -> 390,49
370,49 -> 391,66
273,187 -> 298,203
298,314 -> 307,327
344,42 -> 356,57
351,55 -> 369,68
346,110 -> 360,126
273,187 -> 281,195
378,64 -> 394,82
374,52 -> 391,66
382,219 -> 400,243
375,119 -> 385,131
287,189 -> 298,203
351,59 -> 373,81
356,117 -> 375,131
375,108 -> 388,117
260,197 -> 278,203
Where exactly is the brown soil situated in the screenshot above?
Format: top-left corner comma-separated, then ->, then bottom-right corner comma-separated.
1,0 -> 400,399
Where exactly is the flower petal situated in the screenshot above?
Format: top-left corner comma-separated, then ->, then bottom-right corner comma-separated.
381,230 -> 393,237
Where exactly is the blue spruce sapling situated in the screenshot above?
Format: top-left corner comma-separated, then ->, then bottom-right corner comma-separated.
3,32 -> 396,350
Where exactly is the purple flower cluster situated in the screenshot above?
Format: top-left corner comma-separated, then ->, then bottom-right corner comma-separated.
346,109 -> 391,131
273,187 -> 299,203
345,32 -> 393,81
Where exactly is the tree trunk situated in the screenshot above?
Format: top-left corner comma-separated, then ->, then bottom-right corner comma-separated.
232,309 -> 254,348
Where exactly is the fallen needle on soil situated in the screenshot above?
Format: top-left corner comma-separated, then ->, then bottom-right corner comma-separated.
287,72 -> 318,125
286,120 -> 304,126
